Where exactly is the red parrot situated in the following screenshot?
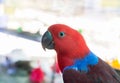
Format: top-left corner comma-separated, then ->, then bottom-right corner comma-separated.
41,24 -> 120,83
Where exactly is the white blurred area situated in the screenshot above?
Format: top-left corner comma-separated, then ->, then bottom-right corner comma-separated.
0,0 -> 120,82
1,0 -> 120,60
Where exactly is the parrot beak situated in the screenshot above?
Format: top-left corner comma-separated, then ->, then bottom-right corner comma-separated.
41,31 -> 54,50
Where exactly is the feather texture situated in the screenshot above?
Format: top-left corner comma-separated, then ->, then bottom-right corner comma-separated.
63,58 -> 120,83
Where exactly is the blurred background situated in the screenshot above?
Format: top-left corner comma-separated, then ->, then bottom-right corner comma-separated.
0,0 -> 120,83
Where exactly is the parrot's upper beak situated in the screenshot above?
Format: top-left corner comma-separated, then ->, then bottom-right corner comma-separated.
41,31 -> 54,50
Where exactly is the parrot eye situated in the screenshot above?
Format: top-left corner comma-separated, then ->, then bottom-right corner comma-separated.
59,32 -> 65,38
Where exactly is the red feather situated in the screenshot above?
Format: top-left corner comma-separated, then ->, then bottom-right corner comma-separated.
48,24 -> 90,71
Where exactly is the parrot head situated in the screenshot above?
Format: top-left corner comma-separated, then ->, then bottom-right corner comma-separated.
42,24 -> 90,72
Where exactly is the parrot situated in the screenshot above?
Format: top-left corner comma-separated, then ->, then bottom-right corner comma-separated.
41,24 -> 120,83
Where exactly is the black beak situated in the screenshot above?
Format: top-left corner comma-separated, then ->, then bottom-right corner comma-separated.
41,31 -> 54,50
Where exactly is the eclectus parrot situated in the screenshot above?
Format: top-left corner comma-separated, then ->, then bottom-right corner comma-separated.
41,24 -> 120,83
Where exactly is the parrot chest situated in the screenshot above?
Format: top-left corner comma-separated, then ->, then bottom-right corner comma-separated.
63,51 -> 99,73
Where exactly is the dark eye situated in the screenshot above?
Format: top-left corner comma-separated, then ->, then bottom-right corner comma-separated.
59,32 -> 65,38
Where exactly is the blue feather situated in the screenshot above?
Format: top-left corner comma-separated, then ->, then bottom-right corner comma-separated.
64,51 -> 99,72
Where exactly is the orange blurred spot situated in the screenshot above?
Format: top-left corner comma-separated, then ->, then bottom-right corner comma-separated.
107,59 -> 120,70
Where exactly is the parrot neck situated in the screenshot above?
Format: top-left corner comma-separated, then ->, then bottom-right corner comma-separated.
63,51 -> 99,72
